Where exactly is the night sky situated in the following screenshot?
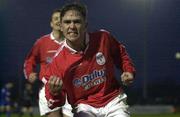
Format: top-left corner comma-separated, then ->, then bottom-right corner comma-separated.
0,0 -> 180,98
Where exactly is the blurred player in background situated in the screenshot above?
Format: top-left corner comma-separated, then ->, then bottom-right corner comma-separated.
0,82 -> 14,117
44,3 -> 136,117
19,82 -> 34,117
23,9 -> 73,117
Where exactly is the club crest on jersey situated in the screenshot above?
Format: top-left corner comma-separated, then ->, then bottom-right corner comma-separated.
46,57 -> 53,64
96,52 -> 106,65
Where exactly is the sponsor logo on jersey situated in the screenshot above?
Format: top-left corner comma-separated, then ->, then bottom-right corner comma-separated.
73,69 -> 106,90
96,52 -> 106,65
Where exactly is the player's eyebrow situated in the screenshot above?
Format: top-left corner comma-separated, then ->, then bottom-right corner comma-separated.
63,19 -> 82,24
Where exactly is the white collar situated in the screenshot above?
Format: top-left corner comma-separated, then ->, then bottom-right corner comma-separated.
50,32 -> 64,44
50,32 -> 55,40
64,33 -> 89,53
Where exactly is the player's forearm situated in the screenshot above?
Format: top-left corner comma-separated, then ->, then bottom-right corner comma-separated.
121,57 -> 136,75
24,60 -> 38,79
118,44 -> 136,75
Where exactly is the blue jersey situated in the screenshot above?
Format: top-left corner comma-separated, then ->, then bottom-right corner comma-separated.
0,87 -> 11,106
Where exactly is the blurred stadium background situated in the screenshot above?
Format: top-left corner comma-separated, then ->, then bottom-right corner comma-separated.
0,0 -> 180,116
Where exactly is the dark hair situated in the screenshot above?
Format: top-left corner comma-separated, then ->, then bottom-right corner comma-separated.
60,3 -> 87,20
50,8 -> 61,22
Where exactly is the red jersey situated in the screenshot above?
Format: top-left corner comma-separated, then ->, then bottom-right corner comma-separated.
44,30 -> 135,108
24,33 -> 64,82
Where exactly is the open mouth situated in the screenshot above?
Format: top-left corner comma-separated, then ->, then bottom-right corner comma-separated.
56,23 -> 60,26
69,32 -> 77,34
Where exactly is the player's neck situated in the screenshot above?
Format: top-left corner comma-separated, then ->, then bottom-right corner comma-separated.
67,35 -> 86,52
52,30 -> 63,42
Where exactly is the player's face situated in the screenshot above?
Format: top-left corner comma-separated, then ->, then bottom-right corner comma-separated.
60,10 -> 87,43
50,12 -> 61,31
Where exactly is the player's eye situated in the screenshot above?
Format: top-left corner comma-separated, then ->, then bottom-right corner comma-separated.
74,19 -> 81,24
63,20 -> 71,24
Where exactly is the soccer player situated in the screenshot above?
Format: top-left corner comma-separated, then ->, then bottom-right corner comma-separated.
0,82 -> 14,117
23,9 -> 73,117
20,82 -> 34,117
44,3 -> 136,117
19,82 -> 34,117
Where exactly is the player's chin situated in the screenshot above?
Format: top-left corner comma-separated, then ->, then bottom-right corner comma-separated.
67,36 -> 79,42
123,81 -> 133,86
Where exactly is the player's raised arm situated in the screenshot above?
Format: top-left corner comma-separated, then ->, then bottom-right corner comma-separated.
108,32 -> 136,85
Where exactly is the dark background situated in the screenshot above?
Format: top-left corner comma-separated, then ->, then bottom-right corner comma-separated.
0,0 -> 180,105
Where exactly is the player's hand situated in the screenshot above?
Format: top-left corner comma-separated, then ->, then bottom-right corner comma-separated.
28,72 -> 38,83
121,72 -> 134,86
48,76 -> 63,95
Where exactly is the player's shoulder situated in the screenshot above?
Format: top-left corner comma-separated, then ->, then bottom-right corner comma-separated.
99,29 -> 111,34
34,34 -> 51,44
89,29 -> 112,41
90,29 -> 111,36
37,34 -> 51,41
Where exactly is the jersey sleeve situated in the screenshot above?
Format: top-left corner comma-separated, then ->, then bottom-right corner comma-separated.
108,33 -> 136,75
23,40 -> 41,80
43,56 -> 66,108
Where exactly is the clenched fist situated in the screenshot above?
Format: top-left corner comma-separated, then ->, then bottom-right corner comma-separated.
121,72 -> 134,86
28,72 -> 38,83
48,76 -> 63,95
